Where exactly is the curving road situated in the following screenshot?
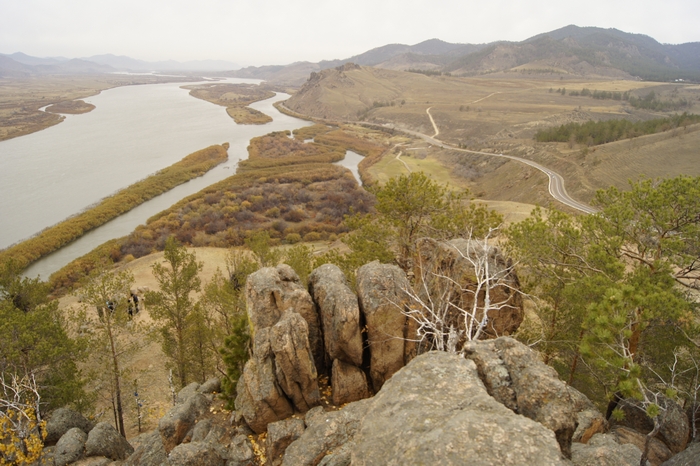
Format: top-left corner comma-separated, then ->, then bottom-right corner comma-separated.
420,108 -> 597,214
277,102 -> 596,214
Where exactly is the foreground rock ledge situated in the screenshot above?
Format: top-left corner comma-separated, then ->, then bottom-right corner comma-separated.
286,351 -> 571,466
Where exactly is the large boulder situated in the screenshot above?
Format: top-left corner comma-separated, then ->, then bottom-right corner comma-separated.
282,399 -> 373,466
246,265 -> 324,370
356,261 -> 412,392
331,358 -> 370,405
350,351 -> 570,465
234,350 -> 294,434
54,427 -> 87,466
123,430 -> 168,466
464,337 -> 599,458
267,418 -> 306,466
571,432 -> 646,466
198,377 -> 221,395
308,264 -> 363,367
177,382 -> 201,404
269,310 -> 321,412
44,407 -> 94,446
158,392 -> 211,453
84,422 -> 134,460
611,395 -> 690,455
168,441 -> 228,466
612,426 -> 673,465
660,441 -> 700,466
413,237 -> 524,340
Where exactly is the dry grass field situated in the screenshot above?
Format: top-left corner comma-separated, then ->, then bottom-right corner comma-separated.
288,66 -> 700,207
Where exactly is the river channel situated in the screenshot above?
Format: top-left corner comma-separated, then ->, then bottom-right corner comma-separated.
0,78 -> 321,278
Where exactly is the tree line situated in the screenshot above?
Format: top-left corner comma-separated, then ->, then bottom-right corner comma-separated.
534,113 -> 700,146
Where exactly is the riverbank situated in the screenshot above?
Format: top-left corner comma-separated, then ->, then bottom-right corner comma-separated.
1,144 -> 229,271
47,126 -> 391,295
0,75 -> 203,141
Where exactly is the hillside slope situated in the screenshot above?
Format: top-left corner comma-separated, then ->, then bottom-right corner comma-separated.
231,25 -> 700,86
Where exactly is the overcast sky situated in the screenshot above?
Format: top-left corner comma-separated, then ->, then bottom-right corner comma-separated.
1,0 -> 699,67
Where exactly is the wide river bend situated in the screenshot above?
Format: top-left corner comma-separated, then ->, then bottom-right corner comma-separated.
0,79 -> 321,278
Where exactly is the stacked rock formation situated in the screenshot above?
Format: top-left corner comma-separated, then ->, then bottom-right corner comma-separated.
235,241 -> 526,434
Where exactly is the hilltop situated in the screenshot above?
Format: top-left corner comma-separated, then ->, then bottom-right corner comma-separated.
229,25 -> 700,86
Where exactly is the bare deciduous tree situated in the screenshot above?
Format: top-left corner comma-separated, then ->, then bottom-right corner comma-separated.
0,371 -> 45,465
401,228 -> 523,354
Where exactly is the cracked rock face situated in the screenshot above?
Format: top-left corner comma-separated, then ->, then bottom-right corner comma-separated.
245,265 -> 324,370
463,337 -> 606,459
309,264 -> 363,368
350,351 -> 571,465
356,261 -> 412,392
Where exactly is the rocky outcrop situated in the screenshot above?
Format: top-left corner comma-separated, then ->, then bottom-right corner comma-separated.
269,310 -> 321,412
612,426 -> 672,465
159,392 -> 212,453
84,422 -> 134,460
293,351 -> 568,465
571,433 -> 646,466
245,264 -> 323,370
267,418 -> 306,466
168,441 -> 228,466
331,358 -> 370,405
122,431 -> 167,466
661,441 -> 700,465
611,395 -> 690,456
356,261 -> 412,392
282,399 -> 372,466
53,427 -> 87,466
235,349 -> 294,434
44,407 -> 94,446
463,338 -> 606,458
464,337 -> 605,458
308,264 -> 363,367
414,237 -> 524,340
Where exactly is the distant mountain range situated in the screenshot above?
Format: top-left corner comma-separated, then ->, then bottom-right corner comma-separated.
3,25 -> 700,83
0,52 -> 240,77
230,25 -> 700,86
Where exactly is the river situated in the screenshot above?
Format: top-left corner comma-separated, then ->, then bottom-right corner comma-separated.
0,78 -> 319,278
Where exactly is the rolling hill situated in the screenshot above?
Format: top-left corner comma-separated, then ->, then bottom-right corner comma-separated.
231,25 -> 700,86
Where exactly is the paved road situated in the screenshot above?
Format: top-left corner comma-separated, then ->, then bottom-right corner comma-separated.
419,109 -> 597,214
277,102 -> 597,214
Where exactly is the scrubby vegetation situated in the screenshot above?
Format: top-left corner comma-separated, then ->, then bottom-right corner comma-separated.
534,113 -> 700,146
226,106 -> 272,124
183,82 -> 275,125
0,145 -> 228,272
44,100 -> 95,114
47,127 -> 386,293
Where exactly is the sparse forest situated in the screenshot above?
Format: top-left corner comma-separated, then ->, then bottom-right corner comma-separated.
534,113 -> 700,146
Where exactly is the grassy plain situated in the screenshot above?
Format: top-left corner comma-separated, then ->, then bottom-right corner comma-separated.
0,75 -> 202,141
